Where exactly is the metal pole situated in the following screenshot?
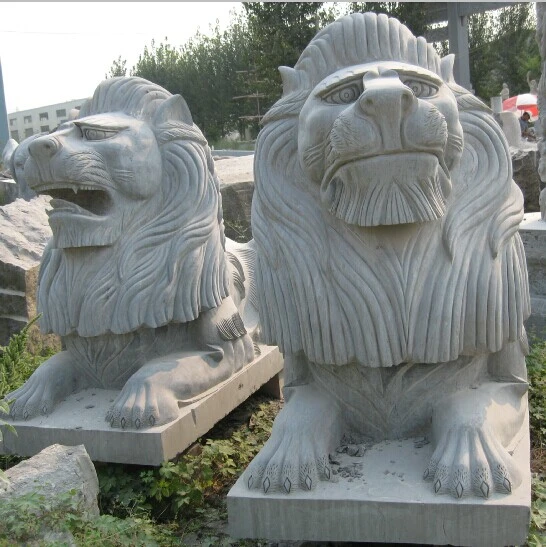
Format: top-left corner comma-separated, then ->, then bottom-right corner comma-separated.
447,3 -> 472,92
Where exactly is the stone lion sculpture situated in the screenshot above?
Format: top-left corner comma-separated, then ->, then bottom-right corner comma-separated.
245,13 -> 530,499
5,77 -> 257,429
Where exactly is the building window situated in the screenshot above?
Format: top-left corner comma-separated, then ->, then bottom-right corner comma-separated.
24,128 -> 34,138
40,125 -> 50,132
56,108 -> 66,118
59,119 -> 67,124
9,118 -> 15,126
23,115 -> 32,124
39,112 -> 48,121
10,130 -> 19,141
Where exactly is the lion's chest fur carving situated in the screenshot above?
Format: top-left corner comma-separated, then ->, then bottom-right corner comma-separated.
6,77 -> 255,429
245,12 -> 530,502
252,26 -> 529,369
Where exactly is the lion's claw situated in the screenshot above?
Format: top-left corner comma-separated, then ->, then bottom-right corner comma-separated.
244,391 -> 337,494
424,426 -> 519,498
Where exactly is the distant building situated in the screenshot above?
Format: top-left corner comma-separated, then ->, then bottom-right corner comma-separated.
8,98 -> 86,143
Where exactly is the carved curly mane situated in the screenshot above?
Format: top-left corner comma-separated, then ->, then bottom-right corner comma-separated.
38,77 -> 229,337
252,13 -> 529,367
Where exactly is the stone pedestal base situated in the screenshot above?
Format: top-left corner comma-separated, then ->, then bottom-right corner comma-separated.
228,428 -> 530,547
0,345 -> 283,465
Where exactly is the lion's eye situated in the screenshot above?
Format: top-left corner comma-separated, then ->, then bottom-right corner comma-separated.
402,79 -> 438,98
82,128 -> 118,141
323,83 -> 362,105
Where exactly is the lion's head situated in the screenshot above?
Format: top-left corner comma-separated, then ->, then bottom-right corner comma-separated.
252,13 -> 529,367
25,77 -> 229,338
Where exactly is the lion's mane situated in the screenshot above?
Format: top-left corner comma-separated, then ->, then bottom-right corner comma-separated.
252,13 -> 530,367
38,77 -> 230,337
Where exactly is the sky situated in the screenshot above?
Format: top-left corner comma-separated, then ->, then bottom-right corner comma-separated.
0,2 -> 242,114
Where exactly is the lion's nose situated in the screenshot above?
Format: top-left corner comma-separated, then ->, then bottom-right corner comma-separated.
28,135 -> 61,160
358,69 -> 416,151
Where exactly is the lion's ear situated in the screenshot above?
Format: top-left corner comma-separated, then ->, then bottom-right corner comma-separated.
440,54 -> 456,84
153,95 -> 193,126
279,66 -> 302,95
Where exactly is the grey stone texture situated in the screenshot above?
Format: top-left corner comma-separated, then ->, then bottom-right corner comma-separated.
229,432 -> 531,547
520,212 -> 546,336
0,195 -> 60,352
512,147 -> 541,213
230,12 -> 531,545
3,77 -> 263,434
0,345 -> 283,465
1,76 -> 283,467
216,155 -> 254,242
0,443 -> 99,517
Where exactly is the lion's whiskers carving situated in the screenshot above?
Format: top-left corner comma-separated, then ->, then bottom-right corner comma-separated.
324,155 -> 449,226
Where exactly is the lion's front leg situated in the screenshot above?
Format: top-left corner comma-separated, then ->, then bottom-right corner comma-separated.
424,380 -> 528,499
107,297 -> 255,429
107,336 -> 252,429
244,366 -> 341,494
6,351 -> 92,419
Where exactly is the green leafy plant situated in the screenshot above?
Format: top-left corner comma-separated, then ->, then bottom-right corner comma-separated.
0,315 -> 50,399
0,399 -> 15,483
96,395 -> 280,530
528,338 -> 546,449
529,476 -> 546,546
0,488 -> 174,546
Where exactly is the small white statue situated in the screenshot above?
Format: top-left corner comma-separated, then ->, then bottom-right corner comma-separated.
501,82 -> 510,101
528,71 -> 538,95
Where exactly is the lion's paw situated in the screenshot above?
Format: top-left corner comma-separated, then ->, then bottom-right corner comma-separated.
244,399 -> 337,494
423,425 -> 519,499
6,352 -> 83,420
106,378 -> 179,429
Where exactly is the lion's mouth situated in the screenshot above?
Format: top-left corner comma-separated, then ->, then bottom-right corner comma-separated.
38,185 -> 112,217
323,151 -> 449,186
320,153 -> 452,226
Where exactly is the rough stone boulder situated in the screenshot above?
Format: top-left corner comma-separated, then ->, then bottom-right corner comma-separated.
0,443 -> 99,515
0,195 -> 59,352
215,154 -> 254,242
511,147 -> 541,213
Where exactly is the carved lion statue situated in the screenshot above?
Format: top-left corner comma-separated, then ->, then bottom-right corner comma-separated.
5,77 -> 257,429
245,13 -> 530,499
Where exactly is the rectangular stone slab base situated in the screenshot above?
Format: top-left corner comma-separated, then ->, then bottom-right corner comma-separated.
0,345 -> 283,466
228,427 -> 530,547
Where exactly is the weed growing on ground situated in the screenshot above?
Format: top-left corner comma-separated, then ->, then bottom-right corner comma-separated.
528,337 -> 546,545
0,488 -> 175,546
97,394 -> 280,526
0,315 -> 53,399
3,319 -> 546,545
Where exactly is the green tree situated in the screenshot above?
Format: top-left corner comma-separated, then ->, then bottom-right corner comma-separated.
106,55 -> 127,78
128,13 -> 253,142
345,2 -> 434,37
242,2 -> 336,114
469,3 -> 539,101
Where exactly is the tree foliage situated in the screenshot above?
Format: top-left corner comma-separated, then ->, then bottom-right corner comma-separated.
469,3 -> 539,101
106,2 -> 540,141
105,56 -> 127,79
345,2 -> 433,37
129,14 -> 254,142
241,2 -> 336,115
